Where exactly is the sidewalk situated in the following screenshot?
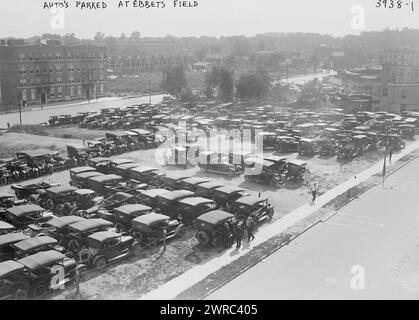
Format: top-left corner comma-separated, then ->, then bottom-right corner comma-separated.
141,139 -> 419,300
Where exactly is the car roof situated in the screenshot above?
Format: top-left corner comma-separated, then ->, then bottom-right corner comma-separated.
70,166 -> 96,174
74,189 -> 96,196
140,189 -> 170,198
178,197 -> 214,206
17,250 -> 65,270
214,186 -> 245,194
88,231 -> 120,243
115,204 -> 152,215
89,157 -> 111,164
179,177 -> 210,185
234,196 -> 267,206
132,213 -> 170,226
196,182 -> 226,190
287,159 -> 308,166
68,219 -> 113,232
0,192 -> 14,199
13,236 -> 57,252
0,221 -> 15,231
46,216 -> 86,229
47,185 -> 77,194
89,174 -> 123,183
0,232 -> 30,246
110,159 -> 133,166
76,171 -> 104,179
264,156 -> 288,163
158,190 -> 195,201
0,260 -> 25,278
129,166 -> 158,174
195,210 -> 234,225
6,204 -> 44,217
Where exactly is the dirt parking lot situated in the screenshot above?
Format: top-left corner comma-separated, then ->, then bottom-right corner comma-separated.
0,129 -> 413,299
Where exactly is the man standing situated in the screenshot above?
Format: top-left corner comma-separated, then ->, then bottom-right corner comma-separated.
246,216 -> 255,242
235,221 -> 244,248
310,183 -> 319,203
388,146 -> 393,163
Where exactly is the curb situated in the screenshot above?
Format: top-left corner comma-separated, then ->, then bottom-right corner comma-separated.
193,149 -> 419,300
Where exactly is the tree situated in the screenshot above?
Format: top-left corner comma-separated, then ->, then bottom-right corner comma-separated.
297,79 -> 325,110
161,65 -> 187,99
119,33 -> 127,40
236,69 -> 271,103
218,68 -> 234,102
94,32 -> 105,41
130,31 -> 141,40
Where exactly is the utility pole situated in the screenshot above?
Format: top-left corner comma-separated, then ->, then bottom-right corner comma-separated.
149,79 -> 152,105
382,126 -> 389,186
18,97 -> 22,126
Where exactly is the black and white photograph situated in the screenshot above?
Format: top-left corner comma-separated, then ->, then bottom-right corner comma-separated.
0,0 -> 419,307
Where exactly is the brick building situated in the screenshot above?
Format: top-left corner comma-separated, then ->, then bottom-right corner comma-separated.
0,41 -> 108,107
379,48 -> 419,113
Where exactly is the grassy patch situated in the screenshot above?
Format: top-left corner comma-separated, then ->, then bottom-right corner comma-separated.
8,124 -> 48,136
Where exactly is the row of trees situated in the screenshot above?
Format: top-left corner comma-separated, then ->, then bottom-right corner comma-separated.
161,65 -> 272,103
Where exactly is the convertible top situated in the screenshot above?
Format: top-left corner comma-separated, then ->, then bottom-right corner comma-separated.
6,204 -> 44,217
68,218 -> 113,232
195,210 -> 234,226
214,186 -> 245,195
88,231 -> 120,243
157,190 -> 195,202
0,233 -> 29,247
47,185 -> 77,195
17,250 -> 65,270
132,213 -> 170,226
233,196 -> 267,206
0,221 -> 15,231
140,189 -> 170,198
46,216 -> 85,229
13,236 -> 57,252
70,166 -> 96,175
114,204 -> 152,216
0,260 -> 25,278
178,197 -> 214,206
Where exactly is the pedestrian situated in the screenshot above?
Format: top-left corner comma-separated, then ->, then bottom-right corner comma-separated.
246,216 -> 255,242
310,183 -> 318,203
7,122 -> 10,129
388,146 -> 393,163
235,221 -> 244,248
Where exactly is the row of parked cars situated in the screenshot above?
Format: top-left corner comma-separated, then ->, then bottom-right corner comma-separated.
0,156 -> 275,299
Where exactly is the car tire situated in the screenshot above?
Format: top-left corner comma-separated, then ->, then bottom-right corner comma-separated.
148,237 -> 159,250
32,282 -> 48,299
93,256 -> 107,270
115,223 -> 124,233
0,176 -> 7,186
46,199 -> 55,211
79,248 -> 92,263
68,239 -> 81,252
14,289 -> 28,300
196,231 -> 211,246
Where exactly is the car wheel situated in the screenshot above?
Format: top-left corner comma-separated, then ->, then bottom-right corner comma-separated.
196,231 -> 211,246
133,231 -> 144,244
32,282 -> 48,299
0,176 -> 7,186
115,223 -> 124,233
14,289 -> 28,300
46,199 -> 55,211
79,248 -> 92,263
94,257 -> 107,270
148,237 -> 159,250
68,239 -> 81,252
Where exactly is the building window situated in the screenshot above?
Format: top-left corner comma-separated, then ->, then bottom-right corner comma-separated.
78,85 -> 82,96
100,84 -> 105,93
70,86 -> 74,96
382,88 -> 388,97
21,90 -> 27,101
50,87 -> 55,98
401,90 -> 408,99
58,87 -> 63,97
30,89 -> 36,100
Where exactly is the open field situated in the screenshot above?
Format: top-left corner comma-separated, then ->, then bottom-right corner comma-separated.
0,128 -> 411,299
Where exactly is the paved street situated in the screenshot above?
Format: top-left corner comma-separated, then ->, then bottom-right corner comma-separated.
0,94 -> 165,127
208,153 -> 419,300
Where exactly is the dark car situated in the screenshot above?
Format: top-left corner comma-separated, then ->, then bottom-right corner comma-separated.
195,182 -> 226,199
136,189 -> 170,208
175,177 -> 210,192
78,231 -> 134,269
177,197 -> 218,224
104,204 -> 153,232
212,186 -> 248,208
87,157 -> 112,174
69,166 -> 97,182
11,236 -> 59,259
0,260 -> 31,300
227,196 -> 274,225
1,205 -> 55,229
198,151 -> 243,178
155,190 -> 195,217
0,233 -> 30,262
0,221 -> 16,235
128,166 -> 164,186
159,173 -> 192,190
131,214 -> 184,249
70,171 -> 104,189
42,216 -> 86,244
44,186 -> 78,211
11,182 -> 61,201
194,210 -> 235,248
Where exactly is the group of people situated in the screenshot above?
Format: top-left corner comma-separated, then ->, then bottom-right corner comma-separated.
233,216 -> 256,248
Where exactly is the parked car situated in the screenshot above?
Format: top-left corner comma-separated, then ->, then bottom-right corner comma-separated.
0,233 -> 30,262
69,166 -> 97,183
276,136 -> 299,153
194,210 -> 236,248
212,186 -> 248,208
11,182 -> 60,200
131,214 -> 184,249
136,189 -> 170,208
70,171 -> 104,189
104,204 -> 153,232
159,173 -> 192,190
87,158 -> 112,174
195,182 -> 226,199
399,124 -> 415,139
155,190 -> 195,216
42,216 -> 86,244
11,236 -> 59,259
177,197 -> 218,224
78,231 -> 134,269
298,138 -> 319,156
128,166 -> 164,186
43,186 -> 78,211
198,151 -> 243,178
175,177 -> 210,192
0,221 -> 16,235
227,196 -> 274,225
1,205 -> 54,229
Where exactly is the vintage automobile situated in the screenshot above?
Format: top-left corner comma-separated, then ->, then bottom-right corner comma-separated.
78,231 -> 134,269
0,164 -> 13,186
15,149 -> 55,176
43,186 -> 78,211
399,124 -> 416,139
113,162 -> 144,178
0,233 -> 30,262
65,218 -> 115,252
69,166 -> 97,182
0,259 -> 32,300
0,221 -> 16,235
155,190 -> 195,217
60,189 -> 104,216
136,189 -> 170,208
278,160 -> 310,187
11,236 -> 59,260
351,134 -> 370,155
257,132 -> 277,150
228,150 -> 254,170
193,210 -> 236,248
128,166 -> 164,186
227,196 -> 274,225
158,173 -> 191,190
5,160 -> 38,181
67,145 -> 90,166
244,159 -> 283,187
212,186 -> 248,208
195,182 -> 226,199
0,193 -> 26,209
131,214 -> 184,249
70,171 -> 104,189
298,138 -> 319,156
14,250 -> 81,298
176,197 -> 218,224
130,129 -> 160,149
87,157 -> 112,174
276,136 -> 299,153
42,216 -> 86,244
387,134 -> 405,151
1,205 -> 54,229
108,159 -> 134,173
103,204 -> 153,232
198,151 -> 243,178
175,177 -> 210,192
317,138 -> 338,157
86,174 -> 125,197
100,192 -> 137,210
11,182 -> 60,200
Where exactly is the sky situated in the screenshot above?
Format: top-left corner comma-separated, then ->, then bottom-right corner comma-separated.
0,0 -> 418,39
